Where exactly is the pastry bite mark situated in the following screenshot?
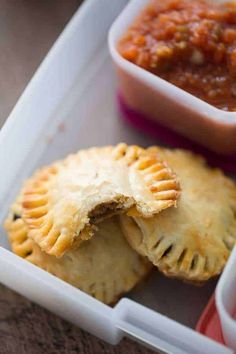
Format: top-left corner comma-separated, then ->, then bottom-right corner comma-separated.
120,148 -> 236,283
88,198 -> 133,223
5,205 -> 152,305
21,144 -> 180,257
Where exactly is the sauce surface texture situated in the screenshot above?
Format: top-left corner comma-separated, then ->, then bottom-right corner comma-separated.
118,0 -> 236,111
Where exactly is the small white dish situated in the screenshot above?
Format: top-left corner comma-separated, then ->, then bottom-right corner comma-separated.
109,0 -> 236,154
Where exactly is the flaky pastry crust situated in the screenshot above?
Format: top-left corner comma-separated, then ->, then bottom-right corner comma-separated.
21,144 -> 180,257
120,148 -> 236,282
5,199 -> 152,305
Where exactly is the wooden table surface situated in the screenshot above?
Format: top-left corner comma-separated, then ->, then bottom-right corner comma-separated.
0,1 -> 155,353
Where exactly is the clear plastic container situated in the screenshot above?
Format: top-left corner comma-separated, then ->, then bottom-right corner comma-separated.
108,0 -> 236,155
0,0 -> 233,352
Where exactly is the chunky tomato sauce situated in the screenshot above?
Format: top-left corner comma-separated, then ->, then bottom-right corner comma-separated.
118,0 -> 236,111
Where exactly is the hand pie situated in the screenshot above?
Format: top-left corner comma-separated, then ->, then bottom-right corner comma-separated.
120,148 -> 236,283
21,143 -> 180,257
4,199 -> 152,305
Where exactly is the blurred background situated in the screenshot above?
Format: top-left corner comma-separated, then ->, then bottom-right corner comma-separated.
0,0 -> 80,127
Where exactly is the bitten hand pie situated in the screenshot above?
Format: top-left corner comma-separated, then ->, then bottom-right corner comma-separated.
4,198 -> 152,305
21,143 -> 180,257
120,148 -> 236,283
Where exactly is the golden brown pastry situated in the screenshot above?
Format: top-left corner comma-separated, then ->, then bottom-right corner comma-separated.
21,143 -> 180,257
120,148 -> 236,283
4,199 -> 152,305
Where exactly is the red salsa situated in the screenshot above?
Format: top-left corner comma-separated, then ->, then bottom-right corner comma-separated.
118,0 -> 236,111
